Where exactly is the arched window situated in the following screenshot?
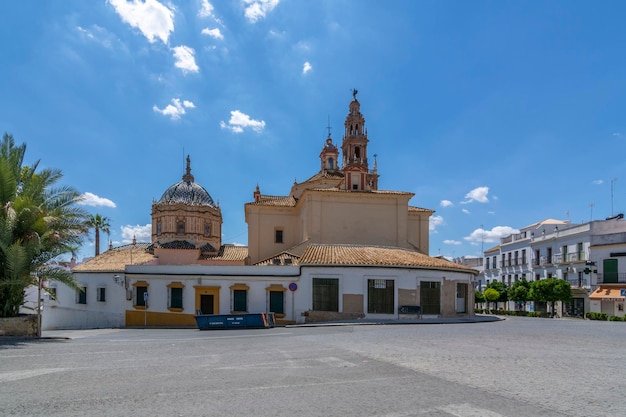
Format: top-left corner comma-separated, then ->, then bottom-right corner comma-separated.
204,224 -> 211,237
177,221 -> 185,235
328,157 -> 334,169
355,146 -> 360,159
156,222 -> 162,236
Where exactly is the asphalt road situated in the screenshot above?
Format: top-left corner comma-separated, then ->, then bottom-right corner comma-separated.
1,317 -> 625,417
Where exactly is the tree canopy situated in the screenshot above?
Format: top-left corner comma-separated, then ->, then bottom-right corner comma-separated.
0,133 -> 88,317
87,213 -> 111,256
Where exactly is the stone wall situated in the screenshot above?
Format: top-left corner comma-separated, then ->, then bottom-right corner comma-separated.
0,315 -> 38,337
303,310 -> 365,323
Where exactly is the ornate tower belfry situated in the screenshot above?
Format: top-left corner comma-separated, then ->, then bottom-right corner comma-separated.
341,89 -> 379,191
320,118 -> 340,172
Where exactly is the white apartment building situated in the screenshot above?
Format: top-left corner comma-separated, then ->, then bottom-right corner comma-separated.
483,216 -> 626,318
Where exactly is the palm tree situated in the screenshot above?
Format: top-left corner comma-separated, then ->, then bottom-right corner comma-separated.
86,214 -> 111,256
0,133 -> 88,318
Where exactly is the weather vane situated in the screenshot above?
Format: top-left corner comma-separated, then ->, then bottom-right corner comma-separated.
352,88 -> 358,100
326,115 -> 332,137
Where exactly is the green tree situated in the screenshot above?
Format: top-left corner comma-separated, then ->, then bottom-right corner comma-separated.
530,278 -> 572,317
486,280 -> 508,303
483,288 -> 500,312
508,278 -> 531,311
475,289 -> 485,305
0,133 -> 88,318
87,214 -> 111,256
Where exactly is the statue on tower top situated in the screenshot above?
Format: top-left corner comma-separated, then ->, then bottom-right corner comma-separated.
352,88 -> 358,101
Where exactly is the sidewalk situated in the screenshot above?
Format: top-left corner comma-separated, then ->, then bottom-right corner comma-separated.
287,314 -> 503,327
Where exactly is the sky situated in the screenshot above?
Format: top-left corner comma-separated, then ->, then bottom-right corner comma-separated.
1,0 -> 625,262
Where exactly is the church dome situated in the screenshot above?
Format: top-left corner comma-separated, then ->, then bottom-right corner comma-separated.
158,156 -> 216,207
159,180 -> 215,206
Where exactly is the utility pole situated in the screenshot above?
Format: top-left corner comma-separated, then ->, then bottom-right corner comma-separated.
611,178 -> 618,216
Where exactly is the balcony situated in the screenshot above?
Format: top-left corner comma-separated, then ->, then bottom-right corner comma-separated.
567,277 -> 591,289
566,252 -> 586,263
597,273 -> 626,284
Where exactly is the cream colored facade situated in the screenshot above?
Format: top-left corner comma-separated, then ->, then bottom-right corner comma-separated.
246,93 -> 433,265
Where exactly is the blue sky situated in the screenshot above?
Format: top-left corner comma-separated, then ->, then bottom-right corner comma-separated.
1,0 -> 625,262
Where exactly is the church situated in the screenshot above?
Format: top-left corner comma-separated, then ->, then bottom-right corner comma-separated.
46,92 -> 477,329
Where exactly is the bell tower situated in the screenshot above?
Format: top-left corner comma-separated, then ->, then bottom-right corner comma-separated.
320,124 -> 340,173
341,89 -> 378,191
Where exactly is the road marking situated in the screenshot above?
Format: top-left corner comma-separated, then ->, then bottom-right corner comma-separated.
316,356 -> 357,367
0,368 -> 66,382
439,403 -> 505,417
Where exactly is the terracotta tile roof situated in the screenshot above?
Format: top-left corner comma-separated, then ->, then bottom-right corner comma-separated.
253,240 -> 311,266
302,170 -> 344,182
72,243 -> 156,273
299,244 -> 478,273
589,286 -> 626,301
408,206 -> 435,213
484,245 -> 500,253
200,245 -> 248,261
255,252 -> 300,266
304,188 -> 414,196
246,195 -> 297,207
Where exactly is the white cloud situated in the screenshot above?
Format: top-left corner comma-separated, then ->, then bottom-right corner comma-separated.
202,27 -> 223,39
76,25 -> 119,49
242,0 -> 279,23
198,0 -> 214,17
108,0 -> 174,44
462,208 -> 470,214
76,192 -> 117,208
268,29 -> 286,38
429,215 -> 444,232
444,240 -> 462,245
302,61 -> 312,74
172,45 -> 199,73
220,110 -> 266,133
153,98 -> 195,120
440,200 -> 453,208
461,186 -> 489,204
121,224 -> 151,243
593,179 -> 604,185
464,226 -> 519,244
613,132 -> 622,137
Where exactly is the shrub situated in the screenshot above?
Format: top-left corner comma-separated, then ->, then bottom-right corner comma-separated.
609,315 -> 625,322
585,312 -> 608,321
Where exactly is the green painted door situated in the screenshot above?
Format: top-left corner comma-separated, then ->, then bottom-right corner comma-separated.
603,259 -> 618,283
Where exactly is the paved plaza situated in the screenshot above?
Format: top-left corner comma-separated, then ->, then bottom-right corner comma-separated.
1,316 -> 625,416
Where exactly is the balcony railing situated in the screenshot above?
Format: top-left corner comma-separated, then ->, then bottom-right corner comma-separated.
597,273 -> 626,284
566,252 -> 586,262
567,277 -> 591,289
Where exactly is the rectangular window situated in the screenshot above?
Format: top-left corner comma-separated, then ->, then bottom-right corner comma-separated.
367,279 -> 394,314
97,287 -> 106,302
275,229 -> 283,244
170,287 -> 183,309
233,289 -> 247,312
312,278 -> 339,311
76,286 -> 87,304
269,291 -> 284,314
136,286 -> 147,307
48,287 -> 57,301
